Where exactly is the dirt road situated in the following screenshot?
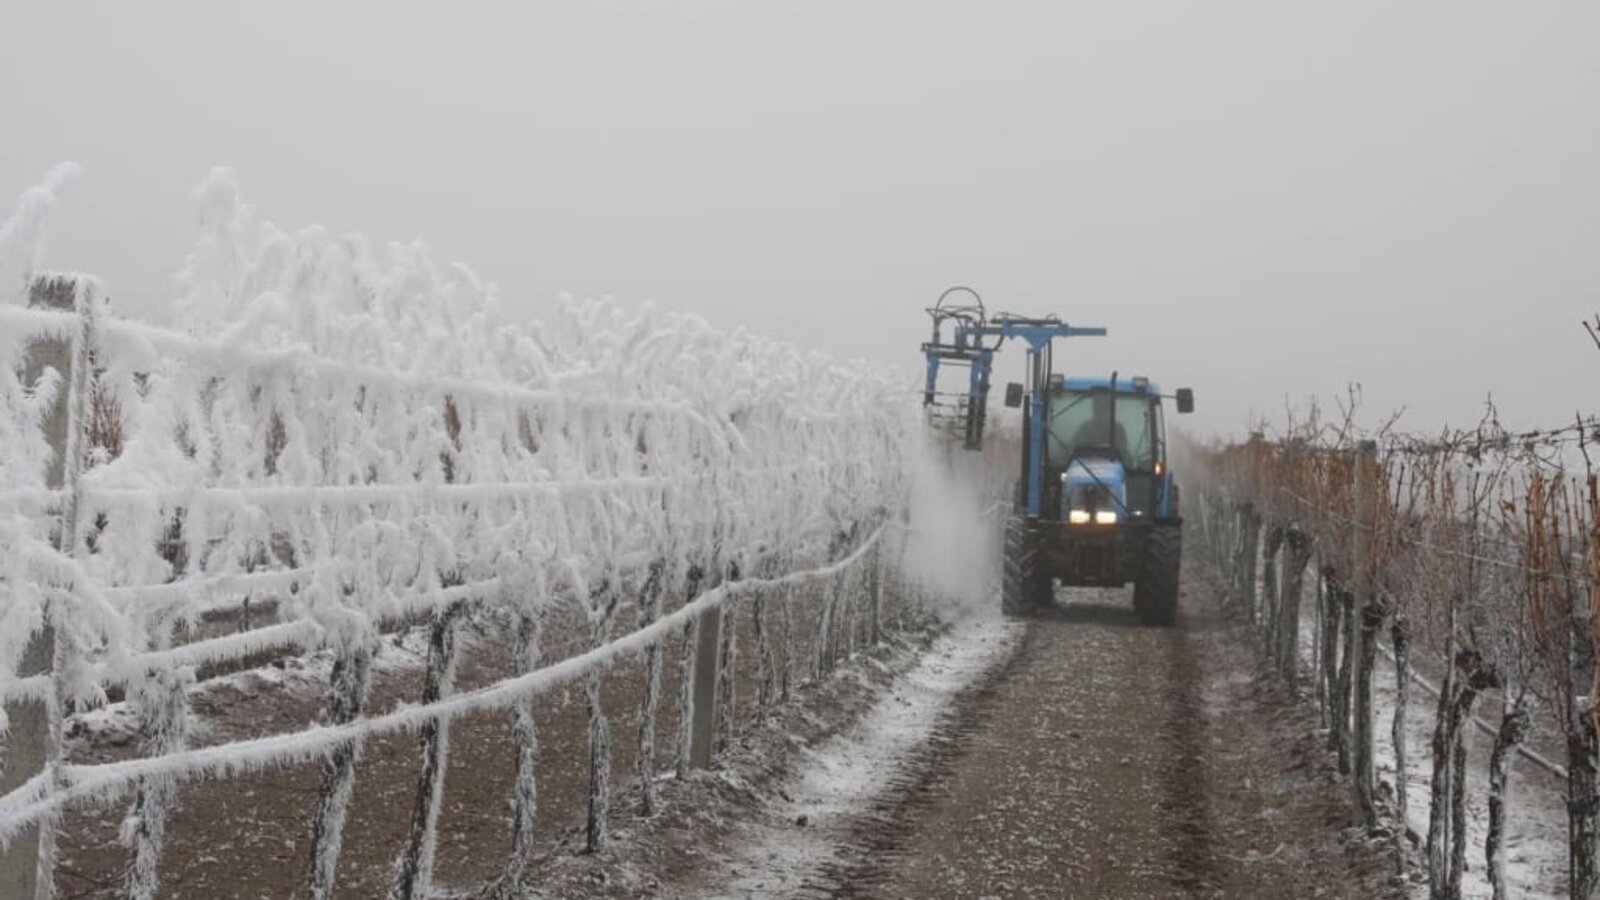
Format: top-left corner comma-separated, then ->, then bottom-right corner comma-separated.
792,583 -> 1406,900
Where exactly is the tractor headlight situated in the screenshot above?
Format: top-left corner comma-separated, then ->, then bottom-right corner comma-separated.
1094,510 -> 1118,525
1068,509 -> 1091,525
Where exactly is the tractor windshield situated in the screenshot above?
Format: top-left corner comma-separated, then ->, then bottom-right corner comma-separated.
1046,390 -> 1159,471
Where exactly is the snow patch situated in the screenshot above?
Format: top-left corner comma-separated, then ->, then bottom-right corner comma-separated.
704,613 -> 1023,898
1291,589 -> 1568,899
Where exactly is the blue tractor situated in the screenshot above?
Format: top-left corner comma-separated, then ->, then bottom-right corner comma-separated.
921,287 -> 1195,624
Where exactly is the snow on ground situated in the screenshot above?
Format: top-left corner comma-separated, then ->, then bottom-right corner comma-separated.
703,611 -> 1023,898
1371,652 -> 1569,900
1293,611 -> 1568,899
63,625 -> 435,754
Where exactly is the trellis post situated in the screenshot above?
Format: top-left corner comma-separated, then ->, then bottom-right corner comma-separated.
689,606 -> 721,768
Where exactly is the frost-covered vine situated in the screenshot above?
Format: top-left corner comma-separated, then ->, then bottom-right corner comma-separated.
0,165 -> 912,896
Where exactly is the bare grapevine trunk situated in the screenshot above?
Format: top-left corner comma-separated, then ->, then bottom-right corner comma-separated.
1567,608 -> 1600,900
834,568 -> 852,663
778,582 -> 795,703
1354,593 -> 1389,828
585,586 -> 619,854
1568,723 -> 1599,900
674,564 -> 704,779
834,567 -> 851,665
1199,492 -> 1215,563
1239,504 -> 1261,621
1278,530 -> 1312,688
715,564 -> 738,757
1227,502 -> 1246,612
1391,614 -> 1412,871
586,673 -> 612,853
1427,647 -> 1458,899
1486,696 -> 1529,900
636,561 -> 666,816
1449,731 -> 1470,899
305,636 -> 376,900
813,576 -> 835,678
1314,569 -> 1329,723
1217,497 -> 1236,582
489,606 -> 541,898
842,565 -> 859,658
1333,581 -> 1355,775
1425,603 -> 1459,897
844,563 -> 862,657
1446,656 -> 1495,900
121,668 -> 192,900
1321,571 -> 1343,735
1262,525 -> 1284,659
869,541 -> 884,646
752,585 -> 773,718
390,599 -> 469,900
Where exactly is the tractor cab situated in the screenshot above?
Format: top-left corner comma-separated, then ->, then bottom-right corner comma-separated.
1003,367 -> 1195,622
1043,375 -> 1191,527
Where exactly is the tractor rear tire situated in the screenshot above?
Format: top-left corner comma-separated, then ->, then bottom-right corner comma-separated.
1134,525 -> 1181,627
1002,516 -> 1051,617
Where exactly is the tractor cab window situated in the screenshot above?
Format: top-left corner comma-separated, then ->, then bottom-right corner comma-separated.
1046,390 -> 1159,471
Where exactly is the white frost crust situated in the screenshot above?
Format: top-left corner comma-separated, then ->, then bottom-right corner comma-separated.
0,167 -> 914,842
706,613 -> 1022,898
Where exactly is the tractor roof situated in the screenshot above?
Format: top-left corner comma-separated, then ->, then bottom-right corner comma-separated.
1051,374 -> 1163,396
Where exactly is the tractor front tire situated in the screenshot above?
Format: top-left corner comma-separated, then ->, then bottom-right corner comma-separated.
1133,525 -> 1182,627
1002,516 -> 1051,617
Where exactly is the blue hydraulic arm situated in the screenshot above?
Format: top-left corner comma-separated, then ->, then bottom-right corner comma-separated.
921,289 -> 1105,516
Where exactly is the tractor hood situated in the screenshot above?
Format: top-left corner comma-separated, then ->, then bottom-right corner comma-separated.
1060,456 -> 1128,519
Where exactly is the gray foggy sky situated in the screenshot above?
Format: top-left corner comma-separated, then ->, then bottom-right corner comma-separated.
3,1 -> 1597,440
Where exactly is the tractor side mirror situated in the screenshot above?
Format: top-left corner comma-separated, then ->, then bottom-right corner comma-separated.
1004,382 -> 1024,408
1175,388 -> 1195,414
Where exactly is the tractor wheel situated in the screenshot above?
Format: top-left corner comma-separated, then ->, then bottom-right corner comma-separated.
1002,516 -> 1051,617
1133,525 -> 1182,627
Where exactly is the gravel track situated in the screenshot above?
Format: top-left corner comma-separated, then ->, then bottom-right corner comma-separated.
763,580 -> 1406,900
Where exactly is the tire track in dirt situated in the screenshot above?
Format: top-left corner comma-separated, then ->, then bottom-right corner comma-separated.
768,577 -> 1406,900
790,623 -> 1038,899
793,589 -> 1210,899
1156,610 -> 1217,894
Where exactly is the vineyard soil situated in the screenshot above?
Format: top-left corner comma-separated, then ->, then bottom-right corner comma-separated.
784,582 -> 1407,899
55,568 -> 1408,899
52,596 -> 946,899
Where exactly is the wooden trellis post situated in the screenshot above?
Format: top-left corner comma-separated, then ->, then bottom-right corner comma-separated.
689,605 -> 721,769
